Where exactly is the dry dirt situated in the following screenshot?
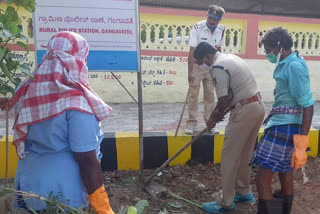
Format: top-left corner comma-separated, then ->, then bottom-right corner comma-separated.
105,157 -> 320,214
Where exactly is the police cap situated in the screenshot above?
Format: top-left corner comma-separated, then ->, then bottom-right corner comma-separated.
208,5 -> 225,20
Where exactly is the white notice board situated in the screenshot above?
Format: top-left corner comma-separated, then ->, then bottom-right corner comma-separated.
34,0 -> 140,72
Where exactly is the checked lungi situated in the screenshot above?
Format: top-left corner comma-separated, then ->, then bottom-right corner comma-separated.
250,124 -> 302,172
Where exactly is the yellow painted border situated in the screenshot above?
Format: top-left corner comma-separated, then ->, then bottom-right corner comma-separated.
0,128 -> 319,177
213,130 -> 225,164
0,136 -> 17,179
214,129 -> 265,164
166,132 -> 192,166
307,128 -> 319,157
258,128 -> 264,141
115,132 -> 140,170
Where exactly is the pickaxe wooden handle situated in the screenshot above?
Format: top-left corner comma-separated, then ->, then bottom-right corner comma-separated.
144,107 -> 231,185
144,127 -> 209,184
174,88 -> 190,138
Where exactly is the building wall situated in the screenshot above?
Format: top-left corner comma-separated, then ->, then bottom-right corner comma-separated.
3,4 -> 320,103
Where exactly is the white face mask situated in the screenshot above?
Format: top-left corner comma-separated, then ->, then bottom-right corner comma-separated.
200,64 -> 211,72
275,48 -> 283,66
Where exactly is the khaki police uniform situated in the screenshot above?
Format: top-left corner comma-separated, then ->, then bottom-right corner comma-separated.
210,52 -> 265,209
187,20 -> 225,127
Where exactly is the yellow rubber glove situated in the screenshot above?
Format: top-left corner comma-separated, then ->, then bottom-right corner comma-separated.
291,134 -> 309,170
88,185 -> 115,214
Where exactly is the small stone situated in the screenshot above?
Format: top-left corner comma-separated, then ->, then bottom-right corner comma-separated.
211,191 -> 221,199
173,164 -> 183,172
184,165 -> 191,171
165,173 -> 173,181
199,164 -> 207,172
132,197 -> 140,203
153,176 -> 161,182
198,183 -> 206,188
119,195 -> 127,200
196,163 -> 202,168
171,171 -> 179,178
171,181 -> 178,187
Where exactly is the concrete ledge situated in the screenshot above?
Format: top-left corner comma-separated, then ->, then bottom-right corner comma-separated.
1,128 -> 319,178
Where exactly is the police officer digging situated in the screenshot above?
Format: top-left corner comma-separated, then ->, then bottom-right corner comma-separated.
193,42 -> 265,213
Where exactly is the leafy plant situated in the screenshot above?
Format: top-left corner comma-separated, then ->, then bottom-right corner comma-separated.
1,187 -> 151,214
0,188 -> 95,214
0,0 -> 35,181
117,200 -> 149,214
0,0 -> 35,97
135,200 -> 148,214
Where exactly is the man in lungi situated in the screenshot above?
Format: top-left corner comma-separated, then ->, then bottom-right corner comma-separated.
193,42 -> 265,213
250,27 -> 314,214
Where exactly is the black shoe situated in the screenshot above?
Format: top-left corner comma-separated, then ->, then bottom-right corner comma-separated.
258,198 -> 284,214
273,190 -> 293,214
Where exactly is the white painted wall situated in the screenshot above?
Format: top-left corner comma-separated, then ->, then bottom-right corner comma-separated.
88,56 -> 320,103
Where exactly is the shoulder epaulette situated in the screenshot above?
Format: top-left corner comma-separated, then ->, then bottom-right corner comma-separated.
217,25 -> 226,30
194,20 -> 206,29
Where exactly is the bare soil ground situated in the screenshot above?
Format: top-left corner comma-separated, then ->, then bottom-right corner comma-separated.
105,157 -> 320,214
1,157 -> 319,213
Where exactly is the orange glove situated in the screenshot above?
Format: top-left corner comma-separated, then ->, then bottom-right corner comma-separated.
88,185 -> 115,214
291,134 -> 309,170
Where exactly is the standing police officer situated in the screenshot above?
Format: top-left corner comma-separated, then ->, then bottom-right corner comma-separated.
186,5 -> 226,135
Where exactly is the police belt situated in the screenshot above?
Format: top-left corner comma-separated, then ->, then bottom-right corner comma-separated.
230,93 -> 261,110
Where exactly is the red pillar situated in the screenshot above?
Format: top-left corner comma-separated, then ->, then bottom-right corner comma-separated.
243,16 -> 260,58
